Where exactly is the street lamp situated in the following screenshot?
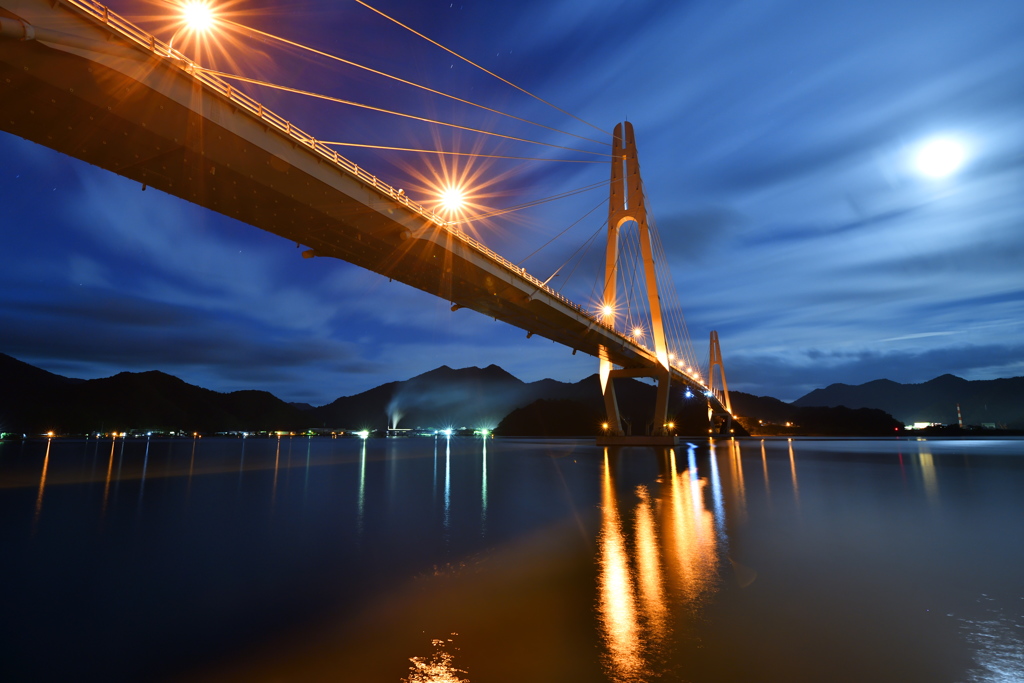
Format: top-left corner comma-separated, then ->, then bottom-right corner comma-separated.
167,1 -> 217,58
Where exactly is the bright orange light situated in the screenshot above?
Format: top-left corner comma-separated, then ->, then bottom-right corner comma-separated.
602,305 -> 614,317
602,422 -> 609,430
632,326 -> 644,339
439,185 -> 465,214
47,431 -> 54,438
181,1 -> 216,32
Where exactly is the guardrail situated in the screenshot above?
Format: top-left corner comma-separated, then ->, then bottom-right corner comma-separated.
54,0 -> 700,376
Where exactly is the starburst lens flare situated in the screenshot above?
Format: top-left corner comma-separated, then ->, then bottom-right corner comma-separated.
181,1 -> 216,32
439,186 -> 465,214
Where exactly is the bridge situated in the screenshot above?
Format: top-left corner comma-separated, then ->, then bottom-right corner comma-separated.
0,0 -> 734,443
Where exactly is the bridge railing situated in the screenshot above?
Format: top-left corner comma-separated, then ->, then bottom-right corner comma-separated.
58,0 -> 644,349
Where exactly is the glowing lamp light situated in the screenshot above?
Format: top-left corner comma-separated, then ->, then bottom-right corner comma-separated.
602,422 -> 609,430
602,305 -> 613,318
356,430 -> 370,439
439,186 -> 465,214
914,137 -> 967,178
632,326 -> 644,339
181,1 -> 216,32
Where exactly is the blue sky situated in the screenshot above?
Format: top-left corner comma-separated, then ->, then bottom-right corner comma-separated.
2,0 -> 1023,404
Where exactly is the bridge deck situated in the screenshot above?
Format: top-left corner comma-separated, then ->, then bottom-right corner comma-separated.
0,0 -> 725,408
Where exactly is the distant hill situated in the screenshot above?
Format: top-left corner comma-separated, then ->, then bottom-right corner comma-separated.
730,391 -> 797,423
0,354 -> 658,434
497,399 -> 603,437
6,350 -> 1020,435
0,354 -> 307,433
307,364 -> 662,431
793,374 -> 1024,428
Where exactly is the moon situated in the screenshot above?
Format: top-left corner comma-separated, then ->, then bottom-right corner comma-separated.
914,138 -> 967,178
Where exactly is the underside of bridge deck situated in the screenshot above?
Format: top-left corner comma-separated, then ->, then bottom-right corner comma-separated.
0,0 -> 727,419
0,3 -> 653,368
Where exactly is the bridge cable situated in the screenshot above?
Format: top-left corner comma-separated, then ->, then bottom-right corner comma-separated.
312,141 -> 604,163
351,0 -> 611,137
453,180 -> 607,223
644,197 -> 699,375
516,197 -> 607,266
196,68 -> 613,158
221,19 -> 610,149
642,199 -> 695,371
653,213 -> 700,372
529,223 -> 599,295
556,221 -> 606,295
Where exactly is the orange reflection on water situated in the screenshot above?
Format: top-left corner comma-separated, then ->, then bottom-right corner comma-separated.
33,437 -> 53,529
761,440 -> 771,499
597,447 -> 722,682
102,438 -> 116,515
401,636 -> 469,683
727,439 -> 747,523
666,449 -> 719,604
598,449 -> 644,680
788,439 -> 801,507
634,486 -> 668,641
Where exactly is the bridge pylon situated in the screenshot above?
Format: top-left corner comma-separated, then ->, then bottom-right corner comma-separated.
597,122 -> 674,445
708,330 -> 734,434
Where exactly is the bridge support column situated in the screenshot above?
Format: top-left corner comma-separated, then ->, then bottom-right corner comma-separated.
598,367 -> 675,445
708,330 -> 734,436
597,121 -> 678,446
601,357 -> 624,436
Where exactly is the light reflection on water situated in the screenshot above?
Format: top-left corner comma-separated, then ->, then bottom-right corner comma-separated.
961,595 -> 1024,683
3,435 -> 1024,682
597,446 -> 721,682
402,635 -> 470,683
31,436 -> 51,530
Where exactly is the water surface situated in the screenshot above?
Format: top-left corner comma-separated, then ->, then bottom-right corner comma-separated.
2,435 -> 1022,682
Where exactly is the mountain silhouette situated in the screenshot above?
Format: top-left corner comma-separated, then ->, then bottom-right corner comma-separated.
793,374 -> 1024,427
5,351 -> 1021,434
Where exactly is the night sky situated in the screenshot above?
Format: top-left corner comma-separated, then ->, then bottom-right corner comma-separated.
2,0 -> 1023,405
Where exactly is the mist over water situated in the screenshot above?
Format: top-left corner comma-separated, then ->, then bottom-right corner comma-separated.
2,435 -> 1023,682
385,381 -> 527,430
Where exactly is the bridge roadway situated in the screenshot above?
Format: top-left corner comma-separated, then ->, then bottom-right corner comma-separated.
0,0 -> 726,411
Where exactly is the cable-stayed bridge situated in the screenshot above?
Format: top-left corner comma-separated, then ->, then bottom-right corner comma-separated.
0,0 -> 734,442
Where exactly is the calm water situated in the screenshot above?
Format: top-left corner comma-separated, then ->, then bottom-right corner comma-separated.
1,435 -> 1023,682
